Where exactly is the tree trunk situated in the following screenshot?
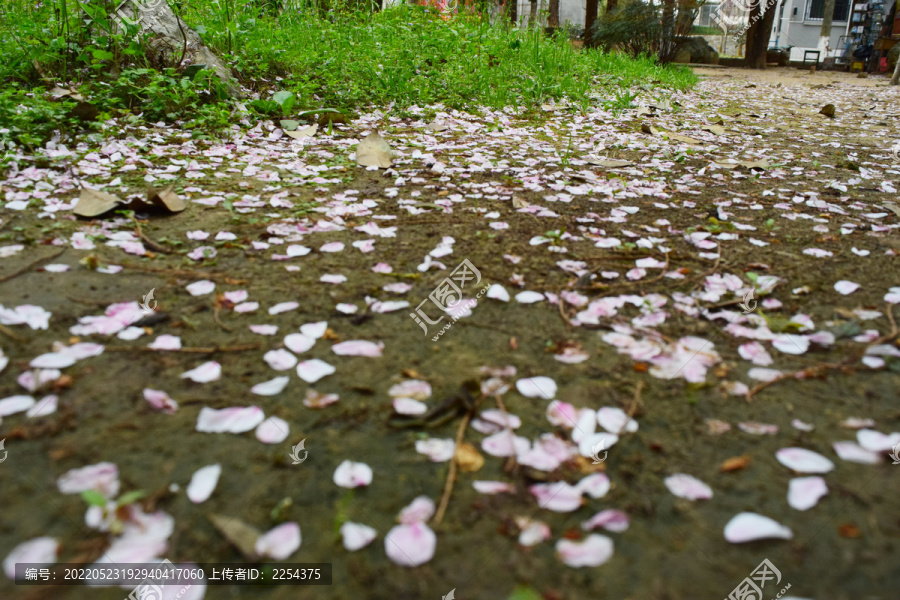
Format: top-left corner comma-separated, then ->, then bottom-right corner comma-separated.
113,0 -> 241,97
744,1 -> 778,68
548,0 -> 559,27
507,0 -> 518,25
659,0 -> 676,62
585,0 -> 599,40
818,0 -> 836,57
529,0 -> 537,26
891,54 -> 900,84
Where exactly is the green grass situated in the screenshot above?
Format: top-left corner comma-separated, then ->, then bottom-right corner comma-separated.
0,0 -> 696,152
690,25 -> 724,36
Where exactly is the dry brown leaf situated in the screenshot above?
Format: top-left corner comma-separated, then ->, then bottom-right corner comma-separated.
455,442 -> 484,473
425,121 -> 448,133
512,196 -> 529,209
720,455 -> 751,472
667,133 -> 703,145
147,185 -> 185,213
74,188 -> 123,217
587,156 -> 633,168
641,123 -> 661,136
702,125 -> 726,136
355,131 -> 393,168
208,514 -> 261,560
285,124 -> 318,140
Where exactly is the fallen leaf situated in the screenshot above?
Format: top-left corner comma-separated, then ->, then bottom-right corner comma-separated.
147,185 -> 186,213
285,124 -> 318,140
280,119 -> 301,131
667,133 -> 703,145
838,523 -> 860,538
587,156 -> 633,168
512,196 -> 530,209
702,125 -> 725,135
820,104 -> 836,118
641,123 -> 660,135
74,188 -> 122,217
454,442 -> 484,473
720,455 -> 751,472
209,514 -> 261,560
425,121 -> 448,132
355,131 -> 393,168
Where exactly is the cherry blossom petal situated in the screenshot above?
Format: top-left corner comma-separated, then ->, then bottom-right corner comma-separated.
856,429 -> 900,452
296,359 -> 336,383
472,481 -> 514,495
596,407 -> 638,434
415,438 -> 455,462
180,361 -> 221,383
300,322 -> 328,338
340,522 -> 377,551
772,334 -> 810,355
268,301 -> 299,315
3,537 -> 58,579
57,462 -> 119,498
388,380 -> 432,400
556,534 -> 614,568
517,518 -> 551,546
481,430 -> 530,457
516,376 -> 557,399
148,335 -> 182,350
486,284 -> 510,302
664,474 -> 713,500
393,398 -> 428,415
0,395 -> 36,417
29,352 -> 76,369
185,280 -> 215,296
546,401 -> 578,428
196,406 -> 265,433
775,447 -> 834,473
384,522 -> 436,567
724,512 -> 793,543
333,460 -> 373,488
832,441 -> 882,464
255,416 -> 290,444
576,473 -> 610,499
398,496 -> 436,524
251,376 -> 290,396
143,389 -> 178,414
834,280 -> 860,295
264,349 -> 298,371
283,333 -> 315,354
582,509 -> 630,533
529,481 -> 583,512
186,464 -> 221,504
787,476 -> 828,511
332,340 -> 384,357
255,522 -> 301,560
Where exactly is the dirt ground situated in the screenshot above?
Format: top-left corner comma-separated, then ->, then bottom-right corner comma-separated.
1,65 -> 900,600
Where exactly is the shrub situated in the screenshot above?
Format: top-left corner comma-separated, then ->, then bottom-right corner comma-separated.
589,2 -> 661,57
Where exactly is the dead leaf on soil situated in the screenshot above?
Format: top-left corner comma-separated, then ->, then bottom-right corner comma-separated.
147,185 -> 185,213
587,156 -> 633,168
208,514 -> 261,560
512,196 -> 530,209
455,442 -> 484,472
702,125 -> 726,136
284,124 -> 318,140
73,188 -> 123,217
881,202 -> 900,217
720,455 -> 751,472
49,87 -> 85,102
819,104 -> 836,118
667,133 -> 703,145
355,131 -> 393,168
641,123 -> 661,136
425,121 -> 449,133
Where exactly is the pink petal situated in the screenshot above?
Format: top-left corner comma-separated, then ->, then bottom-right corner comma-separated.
320,274 -> 347,284
529,481 -> 583,512
0,395 -> 36,417
576,473 -> 611,499
486,284 -> 510,302
27,395 -> 58,418
556,534 -> 614,567
3,537 -> 58,579
372,262 -> 393,273
738,341 -> 773,366
196,406 -> 265,433
516,517 -> 551,546
582,509 -> 630,533
185,280 -> 215,296
331,340 -> 384,357
546,401 -> 578,428
148,334 -> 181,350
57,462 -> 119,498
775,447 -> 834,473
664,474 -> 713,500
772,334 -> 810,355
596,407 -> 638,433
340,522 -> 377,551
481,430 -> 530,457
255,522 -> 301,560
472,481 -> 514,495
249,324 -> 278,335
263,349 -> 297,371
320,242 -> 345,253
180,361 -> 221,383
333,460 -> 373,488
787,476 -> 828,511
388,380 -> 432,400
303,390 -> 339,408
284,333 -> 315,354
384,522 -> 436,567
832,441 -> 882,464
186,464 -> 221,504
300,321 -> 328,339
415,438 -> 455,462
723,512 -> 793,543
856,428 -> 900,452
398,496 -> 436,524
296,359 -> 335,383
251,376 -> 290,396
268,301 -> 299,315
515,291 -> 545,304
738,422 -> 779,435
255,416 -> 290,444
393,398 -> 428,415
834,280 -> 860,295
223,290 -> 248,303
234,301 -> 259,313
143,389 -> 178,414
29,352 -> 76,369
515,376 -> 557,399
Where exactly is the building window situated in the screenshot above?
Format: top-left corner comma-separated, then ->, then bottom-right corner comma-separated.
805,0 -> 850,21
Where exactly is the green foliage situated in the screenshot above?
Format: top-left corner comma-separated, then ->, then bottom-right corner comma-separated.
691,25 -> 724,35
590,2 -> 661,57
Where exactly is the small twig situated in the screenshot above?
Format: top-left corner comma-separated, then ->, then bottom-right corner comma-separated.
133,219 -> 175,255
616,381 -> 643,436
588,252 -> 670,292
104,343 -> 259,353
746,305 -> 898,402
558,289 -> 573,327
120,263 -> 230,280
493,392 -> 518,472
0,323 -> 25,342
213,303 -> 232,332
688,250 -> 723,294
433,409 -> 473,526
0,248 -> 65,283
